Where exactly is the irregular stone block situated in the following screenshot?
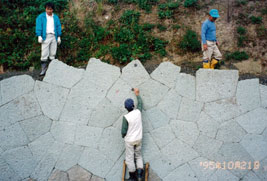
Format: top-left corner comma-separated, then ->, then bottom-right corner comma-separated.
193,135 -> 223,161
188,157 -> 216,181
139,79 -> 169,109
97,127 -> 125,162
141,111 -> 154,133
253,157 -> 267,180
0,157 -> 21,181
163,163 -> 198,181
149,154 -> 176,178
121,59 -> 150,87
46,141 -> 65,161
263,128 -> 267,142
157,89 -> 182,120
175,73 -> 196,100
79,147 -> 114,178
2,146 -> 37,179
170,120 -> 199,147
260,84 -> 267,108
204,98 -> 241,125
48,170 -> 68,181
91,175 -> 105,181
75,125 -> 103,148
44,59 -> 84,88
34,81 -> 69,120
151,125 -> 176,149
236,108 -> 267,134
106,78 -> 137,111
240,134 -> 267,161
0,75 -> 34,105
28,132 -> 55,163
209,169 -> 239,181
146,107 -> 169,129
196,69 -> 239,102
60,79 -> 106,125
216,120 -> 246,143
51,122 -> 76,144
197,111 -> 219,138
67,165 -> 92,181
177,98 -> 203,122
236,79 -> 261,113
89,98 -> 121,128
85,58 -> 121,90
105,153 -> 125,181
0,92 -> 42,130
56,144 -> 84,171
0,123 -> 29,151
151,62 -> 181,88
20,115 -> 52,142
142,133 -> 161,162
148,168 -> 162,181
242,171 -> 261,181
0,83 -> 2,106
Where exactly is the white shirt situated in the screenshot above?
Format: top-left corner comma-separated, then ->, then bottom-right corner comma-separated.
124,109 -> 143,143
46,13 -> 55,34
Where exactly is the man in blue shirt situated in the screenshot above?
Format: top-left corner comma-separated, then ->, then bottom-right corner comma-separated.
201,9 -> 222,69
36,2 -> 62,76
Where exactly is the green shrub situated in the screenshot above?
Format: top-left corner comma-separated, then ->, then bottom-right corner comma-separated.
111,44 -> 132,63
142,23 -> 155,31
235,0 -> 248,6
262,8 -> 267,15
179,29 -> 201,52
237,26 -> 246,35
184,0 -> 198,7
250,16 -> 262,24
119,10 -> 140,26
156,24 -> 167,31
114,27 -> 135,43
225,51 -> 249,61
158,2 -> 179,19
237,36 -> 247,47
172,24 -> 181,30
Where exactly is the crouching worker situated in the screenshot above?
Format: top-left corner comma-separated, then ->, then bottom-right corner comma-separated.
122,88 -> 144,181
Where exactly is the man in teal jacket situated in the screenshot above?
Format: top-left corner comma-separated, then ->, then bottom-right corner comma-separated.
36,2 -> 62,76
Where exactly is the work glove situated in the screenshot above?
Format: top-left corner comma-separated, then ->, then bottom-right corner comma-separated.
57,37 -> 61,45
38,36 -> 43,43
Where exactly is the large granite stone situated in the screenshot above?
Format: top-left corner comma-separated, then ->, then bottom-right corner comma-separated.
121,59 -> 150,87
149,154 -> 176,178
2,146 -> 37,179
84,58 -> 121,90
242,171 -> 261,181
142,133 -> 161,162
74,125 -> 103,148
253,157 -> 267,180
67,165 -> 92,181
55,144 -> 84,171
146,107 -> 169,129
0,156 -> 21,181
60,79 -> 106,125
97,127 -> 124,162
175,73 -> 196,100
89,98 -> 121,128
157,89 -> 182,120
170,120 -> 199,146
148,168 -> 162,181
34,81 -> 69,120
140,111 -> 154,133
139,79 -> 169,109
203,98 -> 241,124
240,134 -> 267,161
197,111 -> 219,138
151,62 -> 181,88
216,120 -> 247,143
44,59 -> 84,88
235,108 -> 267,134
48,170 -> 68,181
78,147 -> 114,178
0,123 -> 29,151
51,122 -> 76,144
20,115 -> 52,142
163,163 -> 198,181
0,75 -> 35,105
105,152 -> 125,181
0,92 -> 42,130
177,98 -> 203,122
91,175 -> 105,181
0,83 -> 2,106
209,169 -> 239,181
151,125 -> 176,148
236,79 -> 261,113
196,69 -> 239,102
260,84 -> 267,108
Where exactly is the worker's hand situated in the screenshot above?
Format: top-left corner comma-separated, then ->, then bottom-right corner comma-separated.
57,37 -> 61,45
203,44 -> 208,51
216,41 -> 219,46
38,36 -> 43,43
133,88 -> 139,96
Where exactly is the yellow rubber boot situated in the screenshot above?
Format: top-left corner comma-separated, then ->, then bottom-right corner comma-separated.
210,58 -> 219,69
203,60 -> 210,69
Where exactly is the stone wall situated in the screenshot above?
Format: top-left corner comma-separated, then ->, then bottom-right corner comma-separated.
0,58 -> 267,181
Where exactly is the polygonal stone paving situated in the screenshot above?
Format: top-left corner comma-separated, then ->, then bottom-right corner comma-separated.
0,58 -> 267,181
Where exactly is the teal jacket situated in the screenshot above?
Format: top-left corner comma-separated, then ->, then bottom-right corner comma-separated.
121,95 -> 143,138
35,12 -> 62,41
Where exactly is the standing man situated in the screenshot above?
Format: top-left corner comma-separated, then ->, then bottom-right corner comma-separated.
122,88 -> 144,181
201,9 -> 222,69
36,2 -> 62,76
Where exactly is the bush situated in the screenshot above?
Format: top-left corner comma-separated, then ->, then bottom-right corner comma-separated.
184,0 -> 198,7
119,10 -> 140,26
225,51 -> 249,61
237,26 -> 246,35
250,16 -> 262,24
236,26 -> 247,47
158,2 -> 179,19
156,24 -> 167,31
179,29 -> 201,52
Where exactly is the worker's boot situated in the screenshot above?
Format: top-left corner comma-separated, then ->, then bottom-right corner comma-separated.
203,60 -> 210,69
127,172 -> 137,181
210,58 -> 219,69
40,61 -> 48,76
137,169 -> 143,181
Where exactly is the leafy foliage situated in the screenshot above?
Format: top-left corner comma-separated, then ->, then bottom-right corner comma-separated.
236,26 -> 247,47
158,2 -> 179,19
184,0 -> 198,7
225,51 -> 249,61
250,16 -> 262,24
179,29 -> 201,52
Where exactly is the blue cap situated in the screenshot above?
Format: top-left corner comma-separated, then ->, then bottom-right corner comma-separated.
209,9 -> 220,18
124,98 -> 134,111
